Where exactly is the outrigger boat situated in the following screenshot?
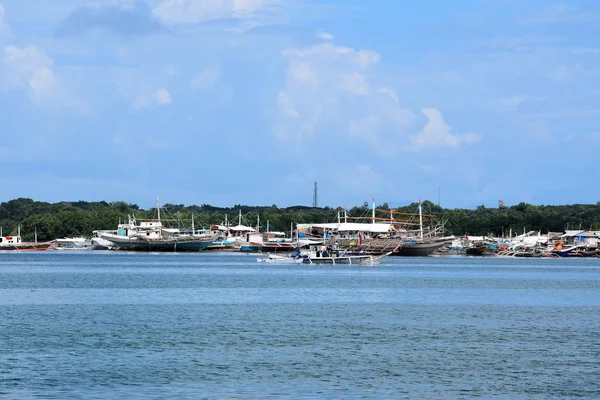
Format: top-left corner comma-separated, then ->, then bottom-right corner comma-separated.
100,198 -> 218,252
296,245 -> 391,265
256,253 -> 298,263
0,226 -> 51,251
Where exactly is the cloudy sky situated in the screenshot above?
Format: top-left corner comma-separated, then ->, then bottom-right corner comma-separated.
0,0 -> 598,209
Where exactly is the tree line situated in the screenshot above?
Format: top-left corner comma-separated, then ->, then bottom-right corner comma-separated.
1,198 -> 599,242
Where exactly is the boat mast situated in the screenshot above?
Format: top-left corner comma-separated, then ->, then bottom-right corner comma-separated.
257,214 -> 260,233
372,198 -> 375,225
418,199 -> 423,241
344,207 -> 347,224
157,197 -> 161,223
192,214 -> 195,234
35,227 -> 37,244
238,210 -> 242,226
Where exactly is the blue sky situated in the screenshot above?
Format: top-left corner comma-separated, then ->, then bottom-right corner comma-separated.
1,0 -> 599,210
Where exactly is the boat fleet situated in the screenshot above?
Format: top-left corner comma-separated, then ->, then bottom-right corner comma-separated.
1,199 -> 599,260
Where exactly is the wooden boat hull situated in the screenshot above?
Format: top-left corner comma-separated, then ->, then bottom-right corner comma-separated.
0,243 -> 51,251
240,244 -> 261,252
391,241 -> 448,257
466,246 -> 488,256
260,243 -> 296,252
257,254 -> 298,263
330,237 -> 401,255
297,252 -> 391,265
103,236 -> 215,252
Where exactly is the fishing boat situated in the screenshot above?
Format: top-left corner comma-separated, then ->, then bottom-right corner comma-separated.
391,239 -> 449,257
256,253 -> 299,263
100,198 -> 218,252
260,241 -> 296,252
50,237 -> 89,250
296,246 -> 391,265
100,217 -> 217,252
0,226 -> 51,251
389,201 -> 452,257
465,243 -> 489,256
204,224 -> 237,251
301,199 -> 449,257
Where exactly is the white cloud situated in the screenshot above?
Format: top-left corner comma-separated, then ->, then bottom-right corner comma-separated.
275,37 -> 415,154
282,43 -> 381,69
348,115 -> 380,141
277,91 -> 298,117
234,0 -> 275,16
409,108 -> 479,151
29,67 -> 59,100
341,72 -> 369,95
154,88 -> 172,105
4,45 -> 53,74
287,62 -> 318,87
0,3 -> 10,41
546,65 -> 570,82
377,88 -> 399,104
132,88 -> 173,109
317,31 -> 333,40
154,0 -> 278,25
497,95 -> 527,112
190,66 -> 221,91
3,45 -> 60,99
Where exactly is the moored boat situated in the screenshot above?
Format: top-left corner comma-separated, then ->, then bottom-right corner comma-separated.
391,239 -> 449,257
260,242 -> 296,252
257,253 -> 298,263
465,244 -> 489,256
50,237 -> 89,250
296,245 -> 391,265
0,227 -> 51,251
99,199 -> 218,252
100,217 -> 218,252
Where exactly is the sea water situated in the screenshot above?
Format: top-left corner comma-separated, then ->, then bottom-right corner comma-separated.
0,252 -> 599,399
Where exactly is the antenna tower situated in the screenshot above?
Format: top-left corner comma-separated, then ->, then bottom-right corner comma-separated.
312,181 -> 318,208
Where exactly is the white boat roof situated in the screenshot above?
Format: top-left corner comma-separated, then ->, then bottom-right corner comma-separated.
298,239 -> 323,246
562,230 -> 585,237
298,223 -> 392,233
54,237 -> 87,243
229,225 -> 256,232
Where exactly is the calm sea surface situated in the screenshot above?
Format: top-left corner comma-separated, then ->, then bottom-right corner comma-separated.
1,252 -> 599,399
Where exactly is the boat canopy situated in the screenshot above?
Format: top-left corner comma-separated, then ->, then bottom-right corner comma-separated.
267,231 -> 286,236
229,224 -> 256,232
298,223 -> 393,234
297,239 -> 324,246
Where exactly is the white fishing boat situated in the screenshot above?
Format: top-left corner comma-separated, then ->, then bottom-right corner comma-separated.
256,253 -> 298,263
296,246 -> 391,265
99,198 -> 218,252
50,237 -> 89,250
